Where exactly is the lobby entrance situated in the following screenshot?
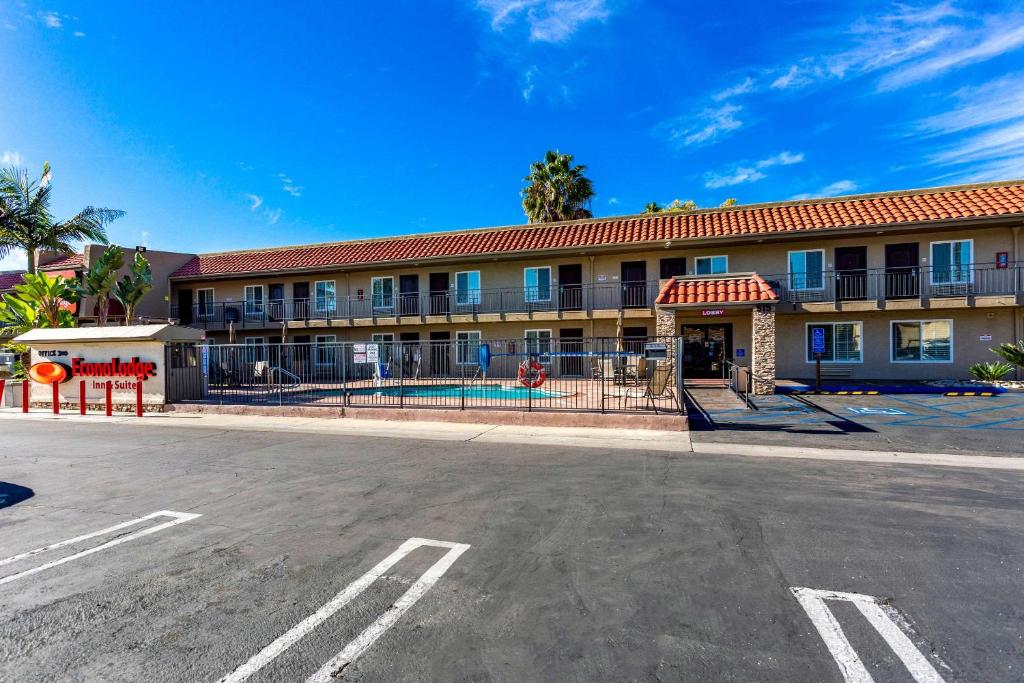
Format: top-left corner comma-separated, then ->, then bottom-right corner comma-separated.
681,323 -> 733,379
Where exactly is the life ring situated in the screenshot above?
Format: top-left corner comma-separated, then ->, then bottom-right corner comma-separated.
518,359 -> 546,388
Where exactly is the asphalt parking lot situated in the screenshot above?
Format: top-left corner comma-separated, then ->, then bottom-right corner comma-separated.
688,391 -> 1024,455
1,417 -> 1022,681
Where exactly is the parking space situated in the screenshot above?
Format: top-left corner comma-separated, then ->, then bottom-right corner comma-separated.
689,391 -> 1024,455
1,418 -> 1022,681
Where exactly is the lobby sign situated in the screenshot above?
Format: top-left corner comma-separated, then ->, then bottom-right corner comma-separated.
701,309 -> 726,317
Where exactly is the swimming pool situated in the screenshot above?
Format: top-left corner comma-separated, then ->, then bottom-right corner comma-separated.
345,383 -> 572,399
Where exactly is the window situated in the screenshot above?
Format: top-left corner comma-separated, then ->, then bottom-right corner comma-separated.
660,258 -> 686,279
314,334 -> 337,366
695,255 -> 728,275
371,277 -> 394,312
931,240 -> 972,284
244,337 -> 266,363
524,266 -> 552,302
244,285 -> 265,318
805,322 -> 863,363
525,329 -> 553,363
891,320 -> 952,362
315,281 -> 336,315
456,331 -> 482,365
456,271 -> 481,305
789,250 -> 824,290
371,332 -> 394,364
196,288 -> 215,321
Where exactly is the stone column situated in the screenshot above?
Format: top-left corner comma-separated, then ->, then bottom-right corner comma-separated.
655,306 -> 676,356
751,304 -> 776,395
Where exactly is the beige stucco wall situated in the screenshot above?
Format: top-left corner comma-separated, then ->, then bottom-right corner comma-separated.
775,308 -> 1016,380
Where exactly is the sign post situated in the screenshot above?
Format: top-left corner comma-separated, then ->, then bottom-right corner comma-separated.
811,327 -> 826,394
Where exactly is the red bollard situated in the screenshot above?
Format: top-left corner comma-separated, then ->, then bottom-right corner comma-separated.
80,380 -> 87,416
135,381 -> 143,417
22,380 -> 29,413
105,381 -> 113,416
0,379 -> 5,406
52,380 -> 59,414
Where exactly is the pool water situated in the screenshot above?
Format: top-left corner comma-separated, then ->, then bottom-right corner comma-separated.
345,383 -> 571,399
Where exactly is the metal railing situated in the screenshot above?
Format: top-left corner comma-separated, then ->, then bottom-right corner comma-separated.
764,262 -> 1024,305
170,280 -> 663,330
166,336 -> 685,415
723,360 -> 751,409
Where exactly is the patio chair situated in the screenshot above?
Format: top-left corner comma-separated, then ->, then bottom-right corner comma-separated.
619,362 -> 677,413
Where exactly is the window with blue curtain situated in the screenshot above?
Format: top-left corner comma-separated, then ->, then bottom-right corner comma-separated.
524,267 -> 551,302
931,241 -> 972,284
789,250 -> 824,290
456,271 -> 481,305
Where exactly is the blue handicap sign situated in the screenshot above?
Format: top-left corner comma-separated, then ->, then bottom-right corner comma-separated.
811,327 -> 826,354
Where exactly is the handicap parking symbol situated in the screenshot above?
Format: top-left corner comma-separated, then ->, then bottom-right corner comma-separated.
848,406 -> 908,416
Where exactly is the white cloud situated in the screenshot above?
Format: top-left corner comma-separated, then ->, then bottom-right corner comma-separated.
278,173 -> 302,197
713,77 -> 754,101
662,103 -> 743,148
607,197 -> 620,205
265,208 -> 282,225
879,20 -> 1024,90
771,65 -> 814,90
73,31 -> 84,38
245,193 -> 263,210
477,0 -> 610,43
821,180 -> 858,195
932,120 -> 1024,165
914,73 -> 1024,135
39,11 -> 61,28
704,151 -> 805,188
1,151 -> 22,165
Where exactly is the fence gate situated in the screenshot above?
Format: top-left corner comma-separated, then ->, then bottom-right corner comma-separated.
165,342 -> 205,403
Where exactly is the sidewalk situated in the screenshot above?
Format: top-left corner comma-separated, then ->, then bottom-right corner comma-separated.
3,409 -> 1024,470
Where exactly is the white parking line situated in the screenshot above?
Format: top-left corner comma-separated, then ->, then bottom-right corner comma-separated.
218,537 -> 470,683
0,510 -> 202,586
791,587 -> 949,683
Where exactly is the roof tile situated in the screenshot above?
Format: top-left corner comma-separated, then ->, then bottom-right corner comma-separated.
655,274 -> 779,306
171,182 -> 1024,279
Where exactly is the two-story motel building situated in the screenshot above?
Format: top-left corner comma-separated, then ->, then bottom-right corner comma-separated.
167,181 -> 1024,393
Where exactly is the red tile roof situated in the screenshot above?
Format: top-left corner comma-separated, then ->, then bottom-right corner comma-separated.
655,274 -> 778,306
171,181 -> 1024,279
38,253 -> 84,271
0,272 -> 24,291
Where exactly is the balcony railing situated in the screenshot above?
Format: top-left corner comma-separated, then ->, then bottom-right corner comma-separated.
172,280 -> 663,329
763,262 -> 1024,305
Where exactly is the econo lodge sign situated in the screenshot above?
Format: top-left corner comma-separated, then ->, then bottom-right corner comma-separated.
30,354 -> 157,389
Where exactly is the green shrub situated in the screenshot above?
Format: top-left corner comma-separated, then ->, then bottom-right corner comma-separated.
992,340 -> 1024,368
969,361 -> 1014,382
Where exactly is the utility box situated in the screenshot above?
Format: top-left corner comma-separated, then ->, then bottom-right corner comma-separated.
644,342 -> 668,360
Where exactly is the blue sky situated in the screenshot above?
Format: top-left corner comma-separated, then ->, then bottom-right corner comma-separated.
2,0 -> 1024,269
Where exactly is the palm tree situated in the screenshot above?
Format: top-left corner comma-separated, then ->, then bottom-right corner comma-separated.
521,150 -> 594,223
644,202 -> 662,214
0,162 -> 122,273
113,251 -> 153,325
76,245 -> 124,327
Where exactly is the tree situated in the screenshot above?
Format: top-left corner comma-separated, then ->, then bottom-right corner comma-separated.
113,251 -> 153,325
521,150 -> 595,223
664,199 -> 698,213
992,340 -> 1024,369
644,202 -> 662,214
0,271 -> 79,331
720,198 -> 738,207
0,162 -> 122,273
76,245 -> 124,327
